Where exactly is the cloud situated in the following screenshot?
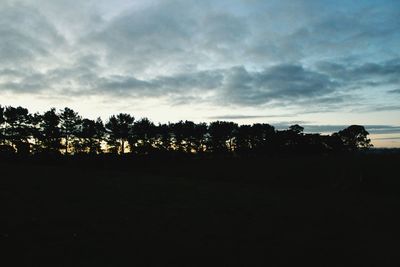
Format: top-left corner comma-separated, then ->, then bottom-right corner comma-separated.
0,0 -> 399,123
85,0 -> 400,74
220,64 -> 338,105
0,3 -> 64,67
96,70 -> 223,98
299,125 -> 400,135
82,0 -> 254,76
316,58 -> 400,88
92,64 -> 341,107
207,114 -> 293,120
254,123 -> 400,136
365,125 -> 400,134
245,1 -> 400,63
0,62 -> 347,108
368,106 -> 400,112
388,89 -> 400,94
373,137 -> 400,141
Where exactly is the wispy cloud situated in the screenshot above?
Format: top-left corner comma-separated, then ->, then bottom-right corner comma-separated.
207,114 -> 294,120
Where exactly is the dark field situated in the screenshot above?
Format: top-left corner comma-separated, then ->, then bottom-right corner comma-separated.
2,154 -> 400,266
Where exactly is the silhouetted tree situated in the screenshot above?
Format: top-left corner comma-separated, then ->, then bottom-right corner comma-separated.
325,133 -> 346,152
39,108 -> 62,154
3,106 -> 31,154
180,121 -> 197,152
208,121 -> 238,153
0,103 -> 375,156
191,122 -> 208,153
0,105 -> 5,145
29,113 -> 43,154
129,118 -> 157,154
251,123 -> 275,153
170,121 -> 186,152
60,107 -> 81,155
301,133 -> 326,153
169,120 -> 205,153
105,113 -> 134,154
236,125 -> 253,155
0,105 -> 16,154
272,125 -> 306,152
337,125 -> 372,150
75,118 -> 105,154
94,118 -> 106,152
154,123 -> 172,152
289,124 -> 304,134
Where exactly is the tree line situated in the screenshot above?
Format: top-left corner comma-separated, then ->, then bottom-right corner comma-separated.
0,105 -> 372,156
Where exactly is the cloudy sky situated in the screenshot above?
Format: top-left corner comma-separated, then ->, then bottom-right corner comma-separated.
0,0 -> 399,147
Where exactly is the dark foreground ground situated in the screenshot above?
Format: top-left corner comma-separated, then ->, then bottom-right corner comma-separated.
1,153 -> 400,266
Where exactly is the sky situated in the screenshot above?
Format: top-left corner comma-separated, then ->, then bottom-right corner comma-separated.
0,0 -> 399,147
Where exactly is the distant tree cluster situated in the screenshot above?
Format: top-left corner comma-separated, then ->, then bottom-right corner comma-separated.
0,105 -> 372,156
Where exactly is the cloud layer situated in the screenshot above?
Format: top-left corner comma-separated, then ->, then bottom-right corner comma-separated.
0,0 -> 399,126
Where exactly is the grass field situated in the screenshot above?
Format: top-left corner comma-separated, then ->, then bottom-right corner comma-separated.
2,154 -> 400,266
